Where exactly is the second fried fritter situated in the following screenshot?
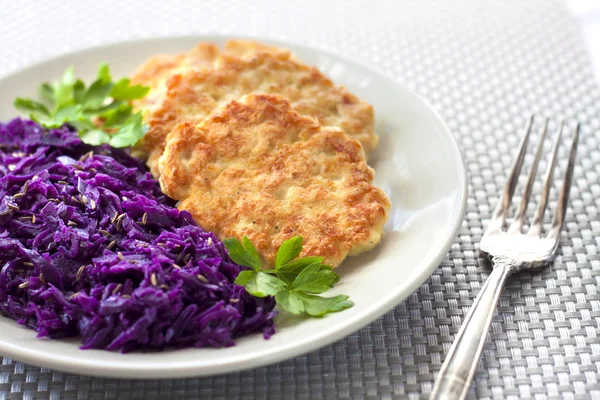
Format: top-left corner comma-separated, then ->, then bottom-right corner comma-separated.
130,40 -> 289,114
130,43 -> 219,112
158,94 -> 390,268
222,40 -> 292,58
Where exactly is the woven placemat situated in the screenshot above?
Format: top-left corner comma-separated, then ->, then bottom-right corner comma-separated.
1,0 -> 599,399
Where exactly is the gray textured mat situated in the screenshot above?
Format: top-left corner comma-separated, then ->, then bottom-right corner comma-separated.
0,0 -> 599,399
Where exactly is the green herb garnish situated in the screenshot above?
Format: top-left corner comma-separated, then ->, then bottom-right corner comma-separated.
13,64 -> 149,148
224,236 -> 353,317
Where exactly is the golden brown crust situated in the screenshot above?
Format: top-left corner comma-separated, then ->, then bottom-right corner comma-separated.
143,47 -> 377,177
159,94 -> 389,268
130,40 -> 288,116
130,43 -> 219,112
223,40 -> 292,58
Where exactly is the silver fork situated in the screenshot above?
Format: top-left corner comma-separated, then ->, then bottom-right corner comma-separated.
430,116 -> 580,400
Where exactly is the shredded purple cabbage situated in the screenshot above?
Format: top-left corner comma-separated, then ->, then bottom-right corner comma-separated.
0,119 -> 276,352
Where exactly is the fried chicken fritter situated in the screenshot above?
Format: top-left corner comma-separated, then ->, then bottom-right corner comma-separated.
130,43 -> 219,112
223,40 -> 292,58
144,48 -> 377,177
158,94 -> 390,268
130,40 -> 290,114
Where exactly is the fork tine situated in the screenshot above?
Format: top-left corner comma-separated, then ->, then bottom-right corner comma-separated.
489,115 -> 534,231
508,118 -> 549,233
527,120 -> 564,237
547,123 -> 579,241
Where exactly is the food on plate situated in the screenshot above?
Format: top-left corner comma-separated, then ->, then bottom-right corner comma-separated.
130,40 -> 290,114
142,43 -> 377,177
131,43 -> 219,112
224,236 -> 353,317
0,119 -> 276,351
3,36 -> 391,350
14,64 -> 149,148
159,93 -> 390,268
222,40 -> 293,58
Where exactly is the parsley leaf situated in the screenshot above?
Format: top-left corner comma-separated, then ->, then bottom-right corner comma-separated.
242,237 -> 261,268
92,102 -> 130,123
275,236 -> 303,269
110,78 -> 150,100
223,237 -> 262,270
97,63 -> 111,82
275,290 -> 353,316
295,293 -> 354,317
276,255 -> 325,284
73,80 -> 87,104
14,98 -> 50,116
54,66 -> 75,109
291,262 -> 337,293
234,270 -> 287,298
13,63 -> 149,148
224,236 -> 353,318
80,129 -> 111,146
40,83 -> 55,104
83,78 -> 113,109
109,113 -> 146,148
274,290 -> 305,314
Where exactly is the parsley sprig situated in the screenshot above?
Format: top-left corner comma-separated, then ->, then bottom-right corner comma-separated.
224,236 -> 353,317
14,64 -> 149,148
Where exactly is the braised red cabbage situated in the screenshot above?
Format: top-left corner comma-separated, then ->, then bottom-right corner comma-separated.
0,119 -> 275,352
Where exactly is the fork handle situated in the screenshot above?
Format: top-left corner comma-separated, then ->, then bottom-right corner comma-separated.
430,259 -> 514,400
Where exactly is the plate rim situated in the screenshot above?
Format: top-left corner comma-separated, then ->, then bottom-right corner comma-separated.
0,34 -> 468,378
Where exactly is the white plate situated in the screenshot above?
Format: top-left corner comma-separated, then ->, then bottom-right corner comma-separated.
0,35 -> 467,379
